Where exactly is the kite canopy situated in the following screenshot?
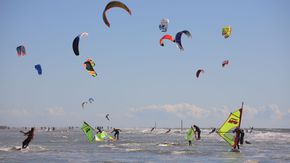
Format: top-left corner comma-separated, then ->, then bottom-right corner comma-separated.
217,103 -> 243,147
106,114 -> 110,121
196,69 -> 204,78
88,98 -> 94,103
222,26 -> 232,38
83,58 -> 97,77
222,60 -> 229,67
160,34 -> 175,46
159,18 -> 169,32
34,64 -> 42,75
185,127 -> 195,141
16,45 -> 26,56
175,30 -> 192,51
81,101 -> 88,109
103,1 -> 132,28
81,121 -> 94,143
72,32 -> 88,56
95,131 -> 114,142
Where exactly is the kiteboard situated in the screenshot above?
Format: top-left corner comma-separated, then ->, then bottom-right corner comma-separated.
11,146 -> 29,151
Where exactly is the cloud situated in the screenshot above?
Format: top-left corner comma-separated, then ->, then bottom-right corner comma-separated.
47,107 -> 65,116
129,103 -> 289,128
268,104 -> 283,120
130,103 -> 210,119
8,109 -> 31,117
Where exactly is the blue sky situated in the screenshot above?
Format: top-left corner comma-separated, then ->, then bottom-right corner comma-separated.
0,0 -> 290,128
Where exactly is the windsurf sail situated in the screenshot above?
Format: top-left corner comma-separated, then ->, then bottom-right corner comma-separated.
95,131 -> 113,142
185,127 -> 195,141
81,121 -> 95,143
217,103 -> 243,147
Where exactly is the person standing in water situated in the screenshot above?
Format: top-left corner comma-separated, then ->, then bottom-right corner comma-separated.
193,125 -> 201,140
19,127 -> 35,149
240,129 -> 245,145
111,128 -> 121,140
232,127 -> 241,149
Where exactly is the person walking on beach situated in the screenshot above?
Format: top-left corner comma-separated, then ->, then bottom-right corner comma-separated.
111,128 -> 121,140
193,125 -> 201,140
19,127 -> 35,149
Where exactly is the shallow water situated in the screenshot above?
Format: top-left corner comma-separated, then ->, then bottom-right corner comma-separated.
1,128 -> 290,163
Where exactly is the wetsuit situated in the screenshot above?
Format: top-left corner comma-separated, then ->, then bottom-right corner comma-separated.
112,129 -> 121,140
194,125 -> 201,140
22,129 -> 34,149
233,127 -> 241,149
240,130 -> 245,145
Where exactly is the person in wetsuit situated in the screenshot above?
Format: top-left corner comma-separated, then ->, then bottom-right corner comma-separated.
209,128 -> 216,134
233,127 -> 241,149
165,129 -> 171,134
20,127 -> 35,149
193,125 -> 201,140
111,128 -> 121,140
240,129 -> 245,145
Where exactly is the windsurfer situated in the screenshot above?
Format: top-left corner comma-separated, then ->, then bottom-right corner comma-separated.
20,127 -> 35,149
232,127 -> 241,149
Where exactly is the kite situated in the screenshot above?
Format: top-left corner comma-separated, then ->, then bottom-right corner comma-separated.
103,1 -> 132,28
105,114 -> 110,121
175,30 -> 192,51
88,98 -> 94,103
159,18 -> 169,32
72,32 -> 88,56
222,60 -> 229,67
83,58 -> 97,77
160,34 -> 175,46
222,26 -> 232,38
82,102 -> 88,109
16,45 -> 26,56
34,64 -> 42,75
196,69 -> 204,78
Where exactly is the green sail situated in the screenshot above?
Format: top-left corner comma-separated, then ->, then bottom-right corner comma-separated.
95,131 -> 113,142
81,121 -> 94,143
217,107 -> 243,147
185,127 -> 195,141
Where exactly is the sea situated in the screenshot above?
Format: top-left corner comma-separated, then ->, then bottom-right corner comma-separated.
0,128 -> 290,163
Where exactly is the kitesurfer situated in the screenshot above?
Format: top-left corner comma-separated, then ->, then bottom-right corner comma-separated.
193,125 -> 201,140
150,127 -> 155,132
249,127 -> 254,133
209,128 -> 216,134
20,127 -> 35,149
232,127 -> 241,149
111,128 -> 121,140
96,127 -> 102,134
165,129 -> 171,134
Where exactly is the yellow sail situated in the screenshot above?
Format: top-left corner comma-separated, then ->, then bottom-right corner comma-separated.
217,104 -> 243,147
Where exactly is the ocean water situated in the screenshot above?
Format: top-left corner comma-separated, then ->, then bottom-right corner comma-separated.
0,128 -> 290,163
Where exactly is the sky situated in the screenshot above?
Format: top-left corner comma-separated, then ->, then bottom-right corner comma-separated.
0,0 -> 290,128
